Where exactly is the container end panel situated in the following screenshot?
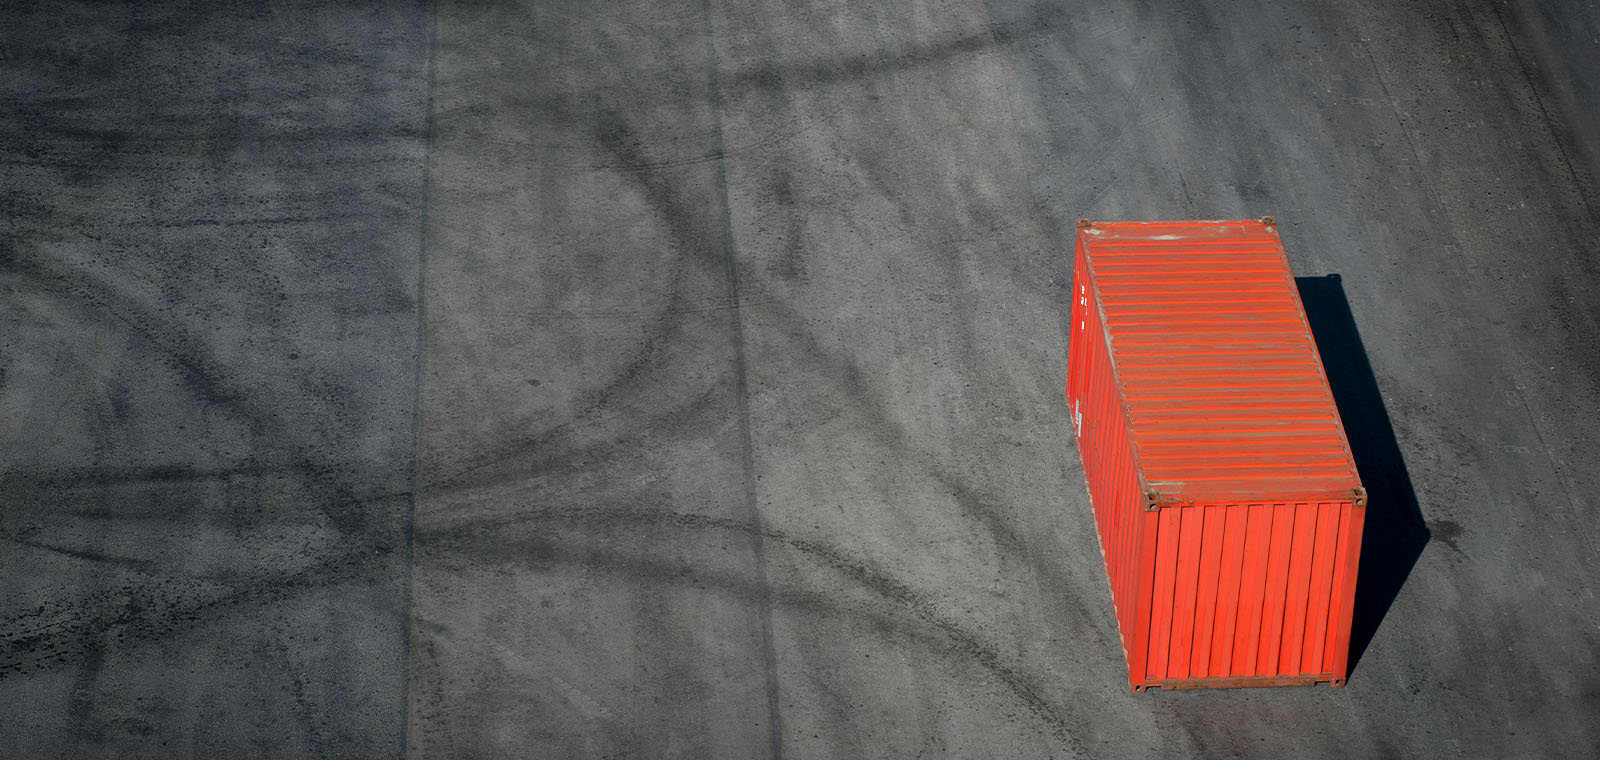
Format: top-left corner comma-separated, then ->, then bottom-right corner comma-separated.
1143,501 -> 1360,684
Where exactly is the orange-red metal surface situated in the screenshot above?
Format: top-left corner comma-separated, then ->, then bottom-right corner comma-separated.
1065,218 -> 1366,691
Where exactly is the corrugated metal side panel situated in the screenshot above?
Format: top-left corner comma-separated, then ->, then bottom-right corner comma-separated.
1142,501 -> 1362,685
1327,500 -> 1366,681
1066,237 -> 1149,684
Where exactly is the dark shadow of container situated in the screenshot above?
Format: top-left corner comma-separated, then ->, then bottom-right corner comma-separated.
1296,275 -> 1430,676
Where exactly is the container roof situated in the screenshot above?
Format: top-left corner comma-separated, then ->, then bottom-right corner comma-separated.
1079,219 -> 1362,505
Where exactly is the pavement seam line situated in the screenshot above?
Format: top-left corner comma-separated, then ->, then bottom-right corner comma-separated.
699,2 -> 785,757
404,0 -> 441,755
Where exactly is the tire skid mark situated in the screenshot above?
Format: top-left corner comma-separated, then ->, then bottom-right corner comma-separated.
700,0 -> 787,748
415,7 -> 1086,752
410,615 -> 639,744
2,247 -> 395,540
486,295 -> 777,322
0,532 -> 390,679
423,378 -> 726,497
449,104 -> 849,172
418,505 -> 1086,756
422,106 -> 726,490
424,260 -> 1100,635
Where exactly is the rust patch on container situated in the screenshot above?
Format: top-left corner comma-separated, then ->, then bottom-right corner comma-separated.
1136,674 -> 1335,692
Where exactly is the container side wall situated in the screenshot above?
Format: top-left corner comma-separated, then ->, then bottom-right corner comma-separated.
1066,236 -> 1147,685
1066,241 -> 1094,439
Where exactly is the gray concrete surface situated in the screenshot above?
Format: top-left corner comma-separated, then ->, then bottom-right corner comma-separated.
3,0 -> 1598,758
1,2 -> 428,757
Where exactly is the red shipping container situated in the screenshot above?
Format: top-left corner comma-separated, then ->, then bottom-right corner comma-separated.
1066,218 -> 1366,691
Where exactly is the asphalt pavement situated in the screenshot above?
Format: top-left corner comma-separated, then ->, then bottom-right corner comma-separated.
3,1 -> 1597,758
